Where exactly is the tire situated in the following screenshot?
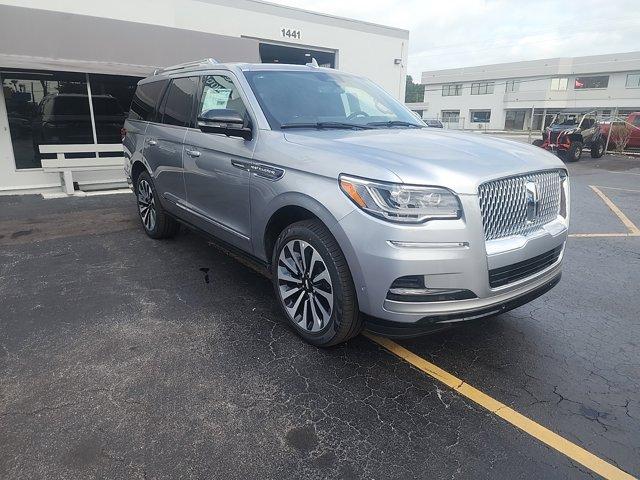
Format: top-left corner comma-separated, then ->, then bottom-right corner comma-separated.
564,141 -> 582,162
272,219 -> 362,347
532,139 -> 544,147
135,171 -> 179,239
590,140 -> 605,158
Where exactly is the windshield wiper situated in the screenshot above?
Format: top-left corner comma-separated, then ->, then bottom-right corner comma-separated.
280,121 -> 372,130
366,120 -> 424,128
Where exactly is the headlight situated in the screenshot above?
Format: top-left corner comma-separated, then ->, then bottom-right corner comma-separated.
339,175 -> 461,224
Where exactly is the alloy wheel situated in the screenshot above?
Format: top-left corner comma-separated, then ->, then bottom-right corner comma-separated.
277,239 -> 334,332
137,179 -> 156,231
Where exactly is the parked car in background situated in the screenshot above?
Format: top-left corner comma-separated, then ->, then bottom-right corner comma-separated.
598,112 -> 640,150
32,93 -> 126,149
424,119 -> 444,128
532,112 -> 605,161
124,59 -> 569,347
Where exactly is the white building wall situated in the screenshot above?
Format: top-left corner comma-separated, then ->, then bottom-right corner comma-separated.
0,0 -> 408,193
0,0 -> 408,99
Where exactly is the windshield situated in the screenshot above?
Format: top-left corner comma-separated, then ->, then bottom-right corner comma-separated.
243,70 -> 424,129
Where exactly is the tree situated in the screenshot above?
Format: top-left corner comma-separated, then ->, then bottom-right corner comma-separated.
609,123 -> 633,153
405,75 -> 425,103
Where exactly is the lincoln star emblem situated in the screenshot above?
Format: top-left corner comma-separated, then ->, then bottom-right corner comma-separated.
525,180 -> 540,222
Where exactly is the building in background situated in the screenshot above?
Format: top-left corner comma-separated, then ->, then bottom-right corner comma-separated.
0,0 -> 408,194
413,51 -> 640,131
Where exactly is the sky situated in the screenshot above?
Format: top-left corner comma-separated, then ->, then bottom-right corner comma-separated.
268,0 -> 640,80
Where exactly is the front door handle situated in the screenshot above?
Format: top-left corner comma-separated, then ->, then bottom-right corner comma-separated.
185,149 -> 201,158
147,139 -> 158,146
231,159 -> 251,171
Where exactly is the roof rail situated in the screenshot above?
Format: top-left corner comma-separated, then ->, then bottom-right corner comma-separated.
153,58 -> 219,75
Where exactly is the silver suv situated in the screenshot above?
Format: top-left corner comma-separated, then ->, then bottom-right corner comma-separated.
123,59 -> 569,347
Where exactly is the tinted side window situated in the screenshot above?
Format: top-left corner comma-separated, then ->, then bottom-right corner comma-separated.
160,77 -> 198,127
129,79 -> 168,121
198,75 -> 247,119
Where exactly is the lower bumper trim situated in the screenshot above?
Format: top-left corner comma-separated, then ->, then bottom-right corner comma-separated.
365,272 -> 561,339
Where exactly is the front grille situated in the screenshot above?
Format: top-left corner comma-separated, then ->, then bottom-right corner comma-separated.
478,170 -> 562,241
489,245 -> 563,288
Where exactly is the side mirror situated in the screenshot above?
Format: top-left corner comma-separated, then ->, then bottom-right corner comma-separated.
197,109 -> 252,140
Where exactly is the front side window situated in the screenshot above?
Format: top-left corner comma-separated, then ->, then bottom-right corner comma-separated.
625,73 -> 640,88
550,78 -> 568,91
244,70 -> 422,129
470,82 -> 494,95
198,75 -> 248,120
470,110 -> 491,123
574,76 -> 609,89
159,77 -> 198,127
442,84 -> 462,96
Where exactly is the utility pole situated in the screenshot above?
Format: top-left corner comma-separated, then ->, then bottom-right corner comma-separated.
528,105 -> 535,143
604,107 -> 617,153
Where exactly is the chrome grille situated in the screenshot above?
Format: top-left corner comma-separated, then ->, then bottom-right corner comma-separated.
478,170 -> 562,241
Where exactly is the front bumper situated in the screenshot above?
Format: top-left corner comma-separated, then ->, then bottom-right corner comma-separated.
331,194 -> 567,327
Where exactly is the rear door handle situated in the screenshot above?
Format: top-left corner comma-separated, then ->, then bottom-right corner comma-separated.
185,149 -> 201,158
147,139 -> 158,146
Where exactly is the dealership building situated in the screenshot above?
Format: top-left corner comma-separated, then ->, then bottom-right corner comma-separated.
414,51 -> 640,131
0,0 -> 408,194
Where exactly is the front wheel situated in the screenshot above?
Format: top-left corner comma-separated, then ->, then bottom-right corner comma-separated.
564,141 -> 583,162
532,139 -> 544,147
272,219 -> 362,347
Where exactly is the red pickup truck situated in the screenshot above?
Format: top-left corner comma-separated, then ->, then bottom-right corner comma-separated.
599,112 -> 640,149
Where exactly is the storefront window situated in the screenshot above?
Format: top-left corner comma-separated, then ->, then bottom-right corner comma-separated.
88,74 -> 140,143
1,70 -> 92,169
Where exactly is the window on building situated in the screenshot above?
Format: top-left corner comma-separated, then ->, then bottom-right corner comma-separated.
442,84 -> 462,96
88,74 -> 140,143
441,110 -> 460,123
550,78 -> 568,91
159,77 -> 199,127
505,80 -> 520,92
574,76 -> 609,89
129,79 -> 168,122
1,70 -> 93,169
626,73 -> 640,88
470,82 -> 494,95
470,110 -> 491,123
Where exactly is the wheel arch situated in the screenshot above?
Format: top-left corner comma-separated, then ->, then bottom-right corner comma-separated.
255,192 -> 367,312
130,160 -> 148,188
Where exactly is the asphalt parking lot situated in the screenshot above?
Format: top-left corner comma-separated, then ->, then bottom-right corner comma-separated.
1,154 -> 639,479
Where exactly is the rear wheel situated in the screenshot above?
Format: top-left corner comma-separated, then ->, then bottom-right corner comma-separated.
532,139 -> 544,147
272,219 -> 362,347
136,171 -> 179,239
564,141 -> 582,162
590,140 -> 605,158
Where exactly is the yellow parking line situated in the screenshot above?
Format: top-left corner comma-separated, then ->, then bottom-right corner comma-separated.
590,185 -> 640,235
364,332 -> 636,480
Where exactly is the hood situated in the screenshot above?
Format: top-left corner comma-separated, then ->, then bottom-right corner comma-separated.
283,128 -> 565,194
